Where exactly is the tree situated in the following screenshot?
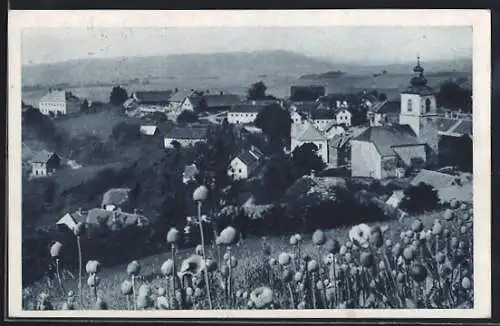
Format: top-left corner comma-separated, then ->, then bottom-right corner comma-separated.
176,110 -> 198,124
247,81 -> 267,100
291,142 -> 326,177
436,79 -> 472,112
109,86 -> 129,107
80,99 -> 90,113
378,93 -> 388,101
260,154 -> 296,202
400,182 -> 439,213
254,103 -> 292,150
110,122 -> 141,145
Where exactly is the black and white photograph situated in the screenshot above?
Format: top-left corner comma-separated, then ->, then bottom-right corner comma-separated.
8,10 -> 491,318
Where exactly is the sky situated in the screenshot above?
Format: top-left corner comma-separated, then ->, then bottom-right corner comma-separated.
21,26 -> 472,66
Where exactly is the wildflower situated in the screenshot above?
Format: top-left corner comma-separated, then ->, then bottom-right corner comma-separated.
217,226 -> 239,246
360,251 -> 374,268
127,261 -> 141,276
323,253 -> 334,265
344,252 -> 352,263
312,229 -> 326,246
349,224 -> 371,248
157,287 -> 166,296
282,270 -> 293,283
411,264 -> 428,283
250,286 -> 274,309
121,280 -> 133,296
193,185 -> 209,201
290,235 -> 299,246
269,258 -> 277,267
339,245 -> 347,255
179,254 -> 205,277
462,277 -> 472,290
85,260 -> 100,274
307,260 -> 319,272
185,287 -> 194,297
166,228 -> 181,244
435,252 -> 445,264
223,252 -> 230,261
295,234 -> 302,242
138,284 -> 152,297
278,253 -> 292,266
443,209 -> 454,221
325,239 -> 340,254
194,287 -> 204,298
50,242 -> 63,258
87,274 -> 100,287
160,259 -> 174,276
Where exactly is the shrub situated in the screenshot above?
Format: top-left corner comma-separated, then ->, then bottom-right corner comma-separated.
177,110 -> 198,124
400,182 -> 440,213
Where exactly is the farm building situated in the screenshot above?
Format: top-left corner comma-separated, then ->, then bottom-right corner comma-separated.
350,125 -> 427,180
38,89 -> 82,116
30,151 -> 60,178
386,190 -> 405,208
324,122 -> 347,139
228,146 -> 264,180
291,121 -> 328,164
180,93 -> 241,112
227,104 -> 266,124
101,188 -> 131,212
131,90 -> 173,113
163,125 -> 210,148
85,208 -> 150,231
168,89 -> 195,111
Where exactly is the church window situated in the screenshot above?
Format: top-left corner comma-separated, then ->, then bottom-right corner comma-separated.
425,98 -> 431,113
407,99 -> 413,112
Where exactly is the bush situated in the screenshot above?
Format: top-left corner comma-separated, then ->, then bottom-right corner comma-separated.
176,110 -> 198,124
400,182 -> 440,213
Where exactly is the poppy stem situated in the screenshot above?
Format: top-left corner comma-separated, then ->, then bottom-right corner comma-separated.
311,272 -> 317,309
76,236 -> 83,308
55,258 -> 65,295
228,246 -> 232,309
131,275 -> 137,310
287,283 -> 295,308
126,295 -> 130,310
197,201 -> 213,310
171,244 -> 176,309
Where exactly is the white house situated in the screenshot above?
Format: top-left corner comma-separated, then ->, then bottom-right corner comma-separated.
335,108 -> 352,127
169,90 -> 194,111
291,111 -> 307,125
164,125 -> 210,148
227,104 -> 264,124
291,121 -> 328,163
350,125 -> 426,180
38,90 -> 82,116
227,146 -> 264,180
367,100 -> 401,127
30,151 -> 61,178
310,110 -> 337,132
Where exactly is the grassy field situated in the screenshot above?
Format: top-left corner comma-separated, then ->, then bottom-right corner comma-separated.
24,206 -> 474,310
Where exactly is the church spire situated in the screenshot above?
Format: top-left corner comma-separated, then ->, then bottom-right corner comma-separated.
410,54 -> 427,87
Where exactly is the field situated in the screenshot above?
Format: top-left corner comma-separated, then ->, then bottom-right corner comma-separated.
25,204 -> 474,310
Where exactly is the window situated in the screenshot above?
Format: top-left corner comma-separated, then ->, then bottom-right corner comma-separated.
425,98 -> 431,113
238,169 -> 242,173
318,143 -> 322,150
407,99 -> 413,112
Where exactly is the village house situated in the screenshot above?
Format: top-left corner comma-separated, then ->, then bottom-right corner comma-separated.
291,111 -> 307,125
180,93 -> 241,112
310,109 -> 337,131
30,151 -> 60,178
317,93 -> 359,110
163,125 -> 210,148
359,90 -> 380,109
289,101 -> 318,117
227,146 -> 264,180
131,90 -> 173,113
291,121 -> 329,163
367,100 -> 401,127
227,104 -> 266,124
335,108 -> 353,127
350,125 -> 427,179
38,89 -> 82,116
168,89 -> 195,111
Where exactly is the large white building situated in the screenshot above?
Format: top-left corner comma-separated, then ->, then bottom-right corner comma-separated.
227,104 -> 265,124
290,121 -> 329,163
38,90 -> 82,116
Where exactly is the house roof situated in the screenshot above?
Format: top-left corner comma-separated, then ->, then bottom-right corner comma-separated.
230,104 -> 266,114
204,94 -> 241,108
101,188 -> 131,207
291,121 -> 326,141
31,150 -> 57,163
410,169 -> 460,189
164,125 -> 210,140
327,134 -> 350,149
311,109 -> 336,120
353,125 -> 422,157
401,84 -> 435,96
134,90 -> 173,103
233,148 -> 263,169
139,125 -> 158,135
370,100 -> 401,114
169,90 -> 194,103
291,101 -> 318,114
86,208 -> 148,228
40,90 -> 81,103
435,118 -> 460,132
319,93 -> 360,107
324,121 -> 347,133
452,120 -> 472,135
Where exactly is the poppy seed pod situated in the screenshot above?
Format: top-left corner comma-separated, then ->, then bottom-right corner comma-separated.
138,284 -> 152,297
405,230 -> 414,238
205,259 -> 218,273
218,226 -> 239,246
121,280 -> 133,296
269,258 -> 277,267
228,256 -> 238,268
360,251 -> 374,268
323,253 -> 335,265
289,235 -> 298,246
385,239 -> 392,247
403,247 -> 414,261
50,241 -> 63,258
411,264 -> 428,282
312,229 -> 326,246
157,287 -> 166,297
278,253 -> 292,266
378,261 -> 385,270
461,277 -> 472,290
344,252 -> 352,263
397,272 -> 405,283
294,271 -> 303,282
73,222 -> 86,237
193,185 -> 209,201
392,243 -> 402,257
194,287 -> 204,298
85,260 -> 100,274
250,286 -> 274,309
282,269 -> 293,283
411,219 -> 424,233
325,239 -> 340,254
160,259 -> 174,276
316,280 -> 324,290
443,209 -> 454,221
432,222 -> 443,235
87,274 -> 100,287
127,260 -> 141,276
223,252 -> 230,261
166,228 -> 181,244
307,260 -> 319,272
339,245 -> 347,255
369,227 -> 383,248
185,287 -> 194,297
156,296 -> 169,309
435,252 -> 445,264
345,241 -> 353,249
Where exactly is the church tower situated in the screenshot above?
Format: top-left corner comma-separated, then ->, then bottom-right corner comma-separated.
399,56 -> 437,137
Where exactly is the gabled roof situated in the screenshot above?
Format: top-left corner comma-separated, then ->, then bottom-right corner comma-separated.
319,93 -> 360,107
410,169 -> 459,189
164,125 -> 210,140
291,101 -> 319,114
291,121 -> 326,141
327,134 -> 350,149
169,90 -> 194,103
139,125 -> 158,136
310,109 -> 336,120
102,188 -> 131,207
134,90 -> 173,103
324,121 -> 347,133
353,125 -> 422,157
233,148 -> 263,169
184,95 -> 205,108
370,100 -> 401,114
31,150 -> 57,163
230,104 -> 266,114
40,90 -> 81,103
204,94 -> 241,108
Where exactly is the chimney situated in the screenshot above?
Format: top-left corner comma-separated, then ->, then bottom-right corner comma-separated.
175,87 -> 178,93
336,101 -> 340,108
